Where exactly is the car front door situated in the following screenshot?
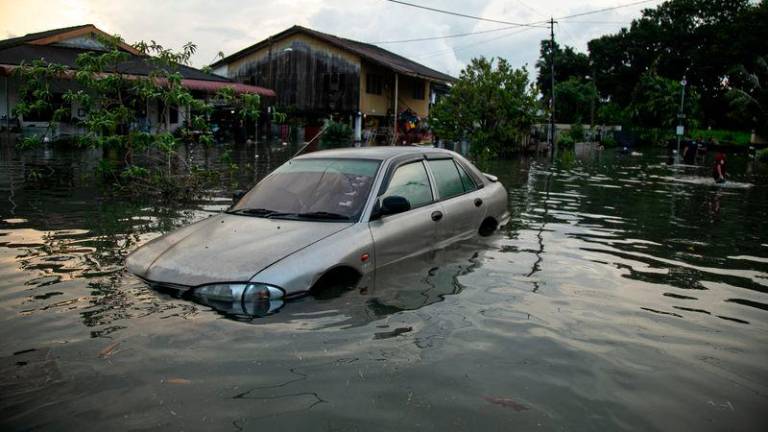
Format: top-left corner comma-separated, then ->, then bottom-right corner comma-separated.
368,160 -> 443,269
426,157 -> 485,246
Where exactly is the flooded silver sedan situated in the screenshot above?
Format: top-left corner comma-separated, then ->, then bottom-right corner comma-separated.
126,147 -> 509,304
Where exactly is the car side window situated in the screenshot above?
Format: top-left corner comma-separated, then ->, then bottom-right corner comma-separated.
381,161 -> 433,208
455,161 -> 478,192
427,159 -> 465,199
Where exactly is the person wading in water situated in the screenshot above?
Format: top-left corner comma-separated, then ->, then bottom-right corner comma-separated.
713,152 -> 727,183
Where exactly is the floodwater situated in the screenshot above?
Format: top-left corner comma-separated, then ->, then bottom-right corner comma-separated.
1,142 -> 767,431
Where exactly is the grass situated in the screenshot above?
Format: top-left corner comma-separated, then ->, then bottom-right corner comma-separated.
690,129 -> 752,146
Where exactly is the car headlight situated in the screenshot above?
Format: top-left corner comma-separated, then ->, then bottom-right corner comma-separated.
192,283 -> 285,302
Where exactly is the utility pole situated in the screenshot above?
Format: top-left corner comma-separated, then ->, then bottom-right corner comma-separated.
549,17 -> 557,159
393,73 -> 399,146
675,77 -> 687,161
266,36 -> 274,144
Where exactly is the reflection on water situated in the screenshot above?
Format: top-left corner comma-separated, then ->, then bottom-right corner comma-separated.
1,141 -> 767,431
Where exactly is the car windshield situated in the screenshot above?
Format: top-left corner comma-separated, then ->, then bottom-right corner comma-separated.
231,158 -> 380,220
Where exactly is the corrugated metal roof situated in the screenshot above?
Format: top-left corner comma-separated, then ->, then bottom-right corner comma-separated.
0,63 -> 274,96
0,24 -> 276,96
0,24 -> 93,50
211,25 -> 456,83
0,44 -> 231,82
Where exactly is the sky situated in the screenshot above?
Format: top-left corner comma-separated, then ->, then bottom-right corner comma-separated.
0,0 -> 660,79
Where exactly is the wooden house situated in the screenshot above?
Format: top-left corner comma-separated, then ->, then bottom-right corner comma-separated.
210,25 -> 455,145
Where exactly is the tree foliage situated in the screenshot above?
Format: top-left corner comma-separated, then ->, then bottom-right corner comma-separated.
430,57 -> 539,157
627,71 -> 698,130
553,77 -> 597,124
319,121 -> 353,149
13,34 -> 265,190
728,56 -> 768,136
586,0 -> 765,129
536,40 -> 591,106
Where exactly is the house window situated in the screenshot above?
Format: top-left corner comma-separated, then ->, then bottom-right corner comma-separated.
412,80 -> 425,100
366,74 -> 382,95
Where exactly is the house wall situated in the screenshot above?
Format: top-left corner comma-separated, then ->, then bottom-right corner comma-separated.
358,63 -> 432,119
359,62 -> 390,116
397,75 -> 430,119
225,33 -> 361,114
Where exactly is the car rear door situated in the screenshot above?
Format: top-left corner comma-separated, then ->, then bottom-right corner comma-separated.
368,160 -> 443,268
425,157 -> 485,246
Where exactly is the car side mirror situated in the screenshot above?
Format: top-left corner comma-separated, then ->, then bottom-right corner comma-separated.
379,195 -> 411,217
232,190 -> 245,205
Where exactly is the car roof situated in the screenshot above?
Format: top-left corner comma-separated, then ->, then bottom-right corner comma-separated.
295,146 -> 458,161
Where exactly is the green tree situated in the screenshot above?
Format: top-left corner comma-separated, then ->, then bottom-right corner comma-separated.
319,120 -> 353,149
430,57 -> 539,158
553,77 -> 598,124
13,34 -> 263,192
627,71 -> 698,131
588,0 -> 761,128
536,41 -> 591,108
728,56 -> 768,137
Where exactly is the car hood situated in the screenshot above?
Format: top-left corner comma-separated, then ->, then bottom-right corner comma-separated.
126,213 -> 351,287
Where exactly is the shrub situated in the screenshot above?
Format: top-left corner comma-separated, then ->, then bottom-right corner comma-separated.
558,131 -> 575,148
690,129 -> 751,146
601,132 -> 617,147
757,147 -> 768,162
320,121 -> 353,149
570,123 -> 585,142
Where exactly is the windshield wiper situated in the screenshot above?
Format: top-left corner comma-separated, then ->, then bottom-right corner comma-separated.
226,208 -> 288,218
293,211 -> 351,221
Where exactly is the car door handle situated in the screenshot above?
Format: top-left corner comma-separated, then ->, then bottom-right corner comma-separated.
431,211 -> 443,222
474,198 -> 483,207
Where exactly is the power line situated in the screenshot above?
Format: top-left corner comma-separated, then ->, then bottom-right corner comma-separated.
552,0 -> 659,22
558,20 -> 633,24
378,0 -> 660,63
414,27 -> 539,61
370,25 -> 533,44
375,0 -> 659,46
383,0 -> 545,28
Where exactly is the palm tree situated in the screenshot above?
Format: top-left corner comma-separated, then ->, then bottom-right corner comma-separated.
728,56 -> 768,139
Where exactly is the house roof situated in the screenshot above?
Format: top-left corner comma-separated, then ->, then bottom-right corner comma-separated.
211,25 -> 456,84
0,44 -> 230,82
0,24 -> 140,54
0,24 -> 276,96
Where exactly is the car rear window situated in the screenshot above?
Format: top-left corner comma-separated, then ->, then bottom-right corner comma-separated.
428,159 -> 466,199
455,162 -> 478,192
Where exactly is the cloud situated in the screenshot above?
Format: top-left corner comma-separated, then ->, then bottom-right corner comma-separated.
0,0 -> 655,79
